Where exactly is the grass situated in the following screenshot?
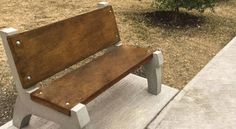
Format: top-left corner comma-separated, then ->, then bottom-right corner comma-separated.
117,0 -> 236,88
0,0 -> 236,126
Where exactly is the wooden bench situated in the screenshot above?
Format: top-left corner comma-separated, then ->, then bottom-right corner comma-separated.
0,3 -> 163,129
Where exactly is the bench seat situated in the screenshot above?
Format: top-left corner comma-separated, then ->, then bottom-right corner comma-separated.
31,46 -> 153,116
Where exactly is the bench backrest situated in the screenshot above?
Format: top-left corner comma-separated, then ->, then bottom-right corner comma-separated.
6,6 -> 120,89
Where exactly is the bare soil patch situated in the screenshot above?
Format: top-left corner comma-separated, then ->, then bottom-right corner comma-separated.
0,0 -> 236,126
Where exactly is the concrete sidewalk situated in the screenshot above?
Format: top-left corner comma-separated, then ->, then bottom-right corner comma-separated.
0,74 -> 178,129
148,37 -> 236,129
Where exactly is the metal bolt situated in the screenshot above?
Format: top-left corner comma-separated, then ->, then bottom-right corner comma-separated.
109,10 -> 112,13
16,41 -> 21,46
27,76 -> 31,80
39,92 -> 43,95
66,102 -> 70,106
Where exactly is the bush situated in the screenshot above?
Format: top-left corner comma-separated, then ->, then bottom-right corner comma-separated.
154,0 -> 217,13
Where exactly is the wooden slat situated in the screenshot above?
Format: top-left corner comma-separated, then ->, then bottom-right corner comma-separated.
31,46 -> 153,116
6,6 -> 120,89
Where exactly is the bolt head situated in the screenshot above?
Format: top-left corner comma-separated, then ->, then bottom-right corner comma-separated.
66,102 -> 70,106
16,41 -> 21,46
27,76 -> 31,80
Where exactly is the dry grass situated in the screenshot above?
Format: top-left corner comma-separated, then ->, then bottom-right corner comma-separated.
0,0 -> 236,126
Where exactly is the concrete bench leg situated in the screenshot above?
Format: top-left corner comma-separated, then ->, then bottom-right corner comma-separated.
60,104 -> 90,129
13,97 -> 32,128
143,51 -> 164,95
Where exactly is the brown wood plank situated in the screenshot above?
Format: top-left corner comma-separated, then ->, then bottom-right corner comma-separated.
6,6 -> 120,89
31,46 -> 153,116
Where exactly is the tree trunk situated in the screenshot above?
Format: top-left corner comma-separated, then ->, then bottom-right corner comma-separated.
173,7 -> 179,23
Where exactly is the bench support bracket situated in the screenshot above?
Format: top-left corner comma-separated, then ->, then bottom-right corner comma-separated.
144,51 -> 164,95
60,104 -> 90,129
13,97 -> 32,128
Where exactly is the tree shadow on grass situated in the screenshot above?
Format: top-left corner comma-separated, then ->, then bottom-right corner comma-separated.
146,11 -> 205,28
126,11 -> 206,29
